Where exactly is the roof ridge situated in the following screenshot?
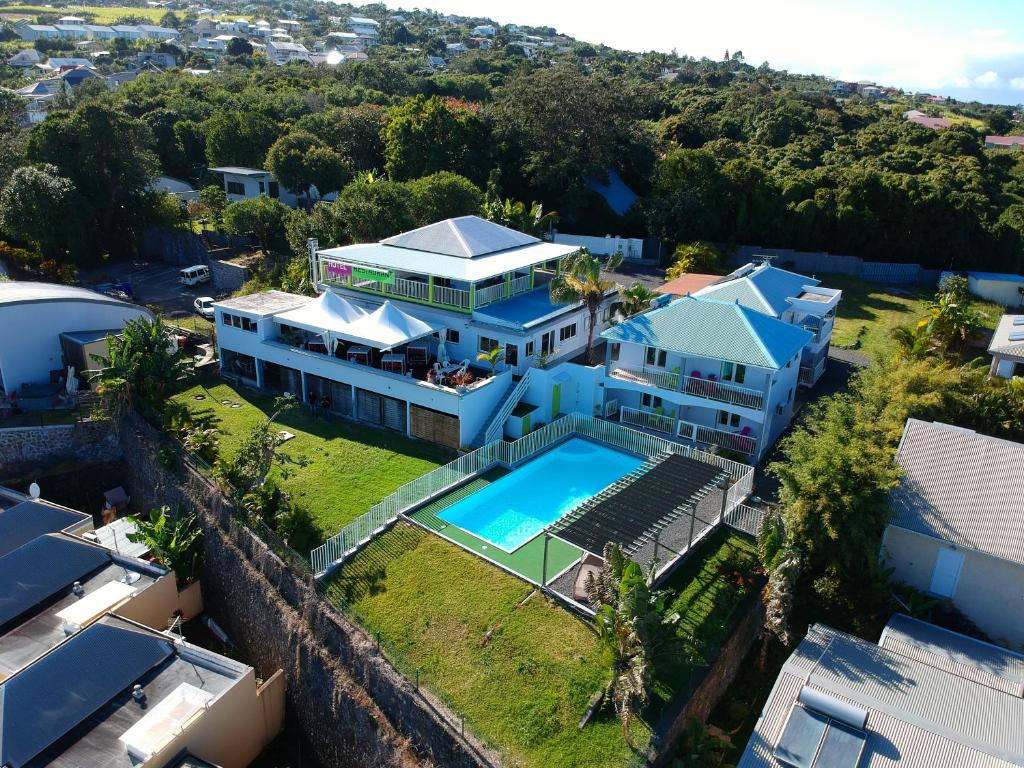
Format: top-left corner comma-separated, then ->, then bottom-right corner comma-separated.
733,302 -> 783,367
447,218 -> 473,258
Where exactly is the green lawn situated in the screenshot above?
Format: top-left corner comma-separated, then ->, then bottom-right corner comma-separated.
0,5 -> 170,22
172,382 -> 454,539
826,274 -> 1005,359
326,523 -> 759,768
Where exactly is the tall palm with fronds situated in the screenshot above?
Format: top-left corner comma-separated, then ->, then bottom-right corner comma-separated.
92,316 -> 190,414
549,248 -> 622,364
614,280 -> 659,321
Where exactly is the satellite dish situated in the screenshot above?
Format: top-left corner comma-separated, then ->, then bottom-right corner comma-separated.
28,482 -> 40,499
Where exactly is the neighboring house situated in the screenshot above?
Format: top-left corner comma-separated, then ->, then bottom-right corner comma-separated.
18,21 -> 180,41
14,22 -> 59,41
860,85 -> 883,99
469,37 -> 492,50
137,50 -> 178,68
6,48 -> 41,67
446,42 -> 468,55
194,33 -> 239,52
601,295 -> 810,461
348,15 -> 379,44
883,419 -> 1024,646
326,30 -> 362,50
986,135 -> 1024,149
693,261 -> 841,387
42,56 -> 93,70
738,616 -> 1024,767
426,55 -> 446,69
656,273 -> 722,297
0,282 -> 153,395
988,314 -> 1024,378
266,39 -> 311,64
942,269 -> 1024,305
214,217 -> 607,448
471,24 -> 496,36
907,113 -> 952,130
208,166 -> 335,207
151,175 -> 200,202
587,168 -> 638,216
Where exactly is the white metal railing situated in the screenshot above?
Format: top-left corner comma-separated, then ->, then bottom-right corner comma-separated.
682,375 -> 765,410
310,413 -> 754,575
608,365 -> 679,391
724,503 -> 768,537
798,357 -> 827,387
483,368 -> 536,444
434,284 -> 470,309
474,282 -> 507,308
604,398 -> 619,418
510,274 -> 532,295
620,406 -> 675,434
386,276 -> 429,302
677,420 -> 757,455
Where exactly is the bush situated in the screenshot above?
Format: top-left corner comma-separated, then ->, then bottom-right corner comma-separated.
665,242 -> 722,280
275,502 -> 321,553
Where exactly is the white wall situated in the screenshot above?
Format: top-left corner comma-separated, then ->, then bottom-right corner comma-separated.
0,300 -> 152,392
551,233 -> 645,260
968,275 -> 1024,307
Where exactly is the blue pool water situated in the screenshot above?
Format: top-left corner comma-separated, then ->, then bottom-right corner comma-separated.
438,438 -> 645,551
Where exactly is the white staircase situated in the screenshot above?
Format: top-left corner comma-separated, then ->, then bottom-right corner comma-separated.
474,368 -> 536,446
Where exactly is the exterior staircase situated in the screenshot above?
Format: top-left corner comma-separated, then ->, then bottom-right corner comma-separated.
472,368 -> 537,446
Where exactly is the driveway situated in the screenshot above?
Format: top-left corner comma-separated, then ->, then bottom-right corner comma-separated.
82,261 -> 213,316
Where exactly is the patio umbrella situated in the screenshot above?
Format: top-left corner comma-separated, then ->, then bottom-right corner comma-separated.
437,332 -> 449,366
65,366 -> 78,396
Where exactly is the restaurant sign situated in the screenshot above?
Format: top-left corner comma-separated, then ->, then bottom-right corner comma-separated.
324,260 -> 395,285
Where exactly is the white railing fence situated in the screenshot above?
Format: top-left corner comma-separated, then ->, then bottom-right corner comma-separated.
310,413 -> 755,576
608,365 -> 679,391
678,420 -> 757,455
798,357 -> 827,387
682,375 -> 765,410
387,276 -> 429,302
724,503 -> 769,537
510,274 -> 532,295
620,406 -> 674,434
433,284 -> 470,309
474,282 -> 506,308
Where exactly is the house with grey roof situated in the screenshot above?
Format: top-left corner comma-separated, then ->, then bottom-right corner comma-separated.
739,615 -> 1024,767
601,294 -> 811,461
883,419 -> 1024,646
694,261 -> 841,387
988,314 -> 1024,379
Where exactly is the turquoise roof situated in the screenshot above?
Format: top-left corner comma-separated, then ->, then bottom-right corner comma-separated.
695,263 -> 819,318
601,296 -> 812,369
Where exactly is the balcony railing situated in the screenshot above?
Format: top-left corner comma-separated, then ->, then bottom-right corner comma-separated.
677,420 -> 757,455
475,282 -> 506,308
619,406 -> 675,434
798,357 -> 827,387
388,276 -> 429,302
608,366 -> 766,410
510,274 -> 531,294
347,276 -> 471,310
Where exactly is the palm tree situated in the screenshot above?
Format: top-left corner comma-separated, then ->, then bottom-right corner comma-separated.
481,197 -> 559,238
614,280 -> 659,321
476,346 -> 504,375
549,248 -> 622,364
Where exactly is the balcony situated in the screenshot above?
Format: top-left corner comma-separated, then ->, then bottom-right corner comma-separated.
798,357 -> 827,387
340,270 -> 538,313
619,406 -> 675,433
677,421 -> 757,455
608,366 -> 766,410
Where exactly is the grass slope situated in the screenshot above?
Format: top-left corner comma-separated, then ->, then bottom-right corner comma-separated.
0,5 -> 169,22
827,274 -> 1004,359
173,382 -> 453,539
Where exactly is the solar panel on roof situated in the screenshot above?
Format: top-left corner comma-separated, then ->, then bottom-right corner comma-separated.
0,501 -> 88,557
0,534 -> 109,630
0,618 -> 174,768
815,721 -> 867,768
774,705 -> 828,768
1013,317 -> 1024,326
1008,331 -> 1024,341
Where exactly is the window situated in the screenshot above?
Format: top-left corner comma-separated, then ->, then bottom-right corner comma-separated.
645,347 -> 667,368
478,335 -> 499,353
525,340 -> 535,358
226,181 -> 245,196
610,342 -> 621,362
602,307 -> 611,322
505,343 -> 518,366
541,330 -> 555,355
446,328 -> 460,344
559,323 -> 577,342
258,181 -> 265,194
722,362 -> 747,383
268,181 -> 280,199
718,410 -> 740,428
222,313 -> 257,332
641,394 -> 663,409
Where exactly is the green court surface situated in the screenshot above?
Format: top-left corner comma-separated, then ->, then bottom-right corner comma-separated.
407,468 -> 583,585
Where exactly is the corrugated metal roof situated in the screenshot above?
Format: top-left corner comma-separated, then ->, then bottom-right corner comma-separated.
695,262 -> 820,317
739,623 -> 1024,767
380,216 -> 539,258
889,419 -> 1024,566
988,314 -> 1024,359
879,614 -> 1024,697
600,295 -> 811,369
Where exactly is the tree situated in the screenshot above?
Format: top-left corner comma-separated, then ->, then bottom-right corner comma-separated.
665,242 -> 723,280
213,396 -> 300,501
266,132 -> 349,208
158,10 -> 181,28
198,185 -> 228,228
128,506 -> 202,585
296,104 -> 389,172
476,346 -> 504,375
333,174 -> 416,242
203,111 -> 278,167
383,95 -> 489,182
223,195 -> 290,250
613,280 -> 658,319
26,101 -> 159,260
406,171 -> 484,224
585,542 -> 678,746
0,164 -> 82,256
225,36 -> 253,56
92,316 -> 191,414
549,248 -> 622,364
481,198 -> 559,237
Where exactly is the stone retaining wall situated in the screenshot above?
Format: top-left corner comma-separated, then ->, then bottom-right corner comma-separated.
0,420 -> 119,475
115,412 -> 497,768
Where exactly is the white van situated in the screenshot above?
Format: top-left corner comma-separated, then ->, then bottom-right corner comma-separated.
179,264 -> 210,286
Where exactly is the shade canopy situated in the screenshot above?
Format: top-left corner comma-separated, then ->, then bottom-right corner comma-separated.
334,301 -> 438,350
275,290 -> 366,335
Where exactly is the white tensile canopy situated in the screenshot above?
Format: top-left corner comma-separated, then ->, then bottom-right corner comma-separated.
275,290 -> 366,334
337,301 -> 438,350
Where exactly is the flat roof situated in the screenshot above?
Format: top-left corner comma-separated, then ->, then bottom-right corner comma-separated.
214,290 -> 311,317
988,314 -> 1024,358
472,286 -> 580,330
656,273 -> 722,297
207,166 -> 270,177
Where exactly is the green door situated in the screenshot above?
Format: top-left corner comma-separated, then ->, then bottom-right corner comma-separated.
551,383 -> 561,418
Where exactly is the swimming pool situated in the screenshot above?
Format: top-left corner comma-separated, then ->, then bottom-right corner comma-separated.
437,437 -> 645,552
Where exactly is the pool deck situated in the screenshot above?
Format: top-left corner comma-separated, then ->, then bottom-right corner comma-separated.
406,468 -> 584,586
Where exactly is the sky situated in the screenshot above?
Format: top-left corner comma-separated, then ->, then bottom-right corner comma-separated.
380,0 -> 1024,106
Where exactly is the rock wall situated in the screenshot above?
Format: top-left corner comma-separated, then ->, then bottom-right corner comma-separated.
0,420 -> 120,476
210,258 -> 250,293
115,412 -> 497,768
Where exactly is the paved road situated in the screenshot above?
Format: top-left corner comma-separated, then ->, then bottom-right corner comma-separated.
82,262 -> 213,318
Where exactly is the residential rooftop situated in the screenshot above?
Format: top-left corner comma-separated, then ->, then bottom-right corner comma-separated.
739,617 -> 1024,767
889,419 -> 1024,567
694,261 -> 825,318
0,281 -> 138,309
988,314 -> 1024,358
601,295 -> 812,369
214,290 -> 311,317
0,498 -> 92,557
656,273 -> 722,297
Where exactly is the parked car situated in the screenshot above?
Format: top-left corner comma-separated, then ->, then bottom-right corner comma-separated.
179,264 -> 210,286
193,296 -> 215,318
